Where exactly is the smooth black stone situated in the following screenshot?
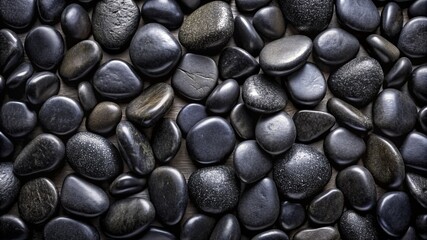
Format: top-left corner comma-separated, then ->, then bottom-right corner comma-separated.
398,17 -> 427,58
176,103 -> 208,137
308,189 -> 344,225
126,83 -> 174,128
172,53 -> 218,101
364,134 -> 405,189
415,215 -> 427,239
293,110 -> 335,143
25,26 -> 64,71
238,178 -> 280,230
384,57 -> 412,89
293,227 -> 340,240
230,103 -> 257,140
0,215 -> 29,240
373,89 -> 417,137
13,134 -> 64,177
25,71 -> 60,105
0,75 -> 4,97
401,226 -> 418,240
209,214 -> 241,240
61,174 -> 109,217
116,121 -> 155,176
339,210 -> 380,240
129,23 -> 181,78
39,96 -> 83,135
86,101 -> 122,135
377,191 -> 412,237
101,198 -> 156,239
92,0 -> 139,51
181,214 -> 216,240
148,166 -> 188,225
407,172 -> 427,208
234,15 -> 264,56
252,230 -> 288,240
336,165 -> 377,211
66,132 -> 123,181
188,166 -> 239,214
59,40 -> 102,83
381,2 -> 403,40
409,65 -> 427,104
18,178 -> 58,225
0,131 -> 14,158
37,0 -> 66,24
6,62 -> 33,90
278,201 -> 306,231
109,172 -> 146,198
218,47 -> 260,81
328,56 -> 383,108
0,0 -> 36,29
44,217 -> 99,240
336,0 -> 380,32
284,62 -> 327,108
400,131 -> 427,173
236,0 -> 270,12
186,117 -> 235,165
419,106 -> 427,134
141,0 -> 184,30
409,0 -> 427,18
324,127 -> 366,167
0,29 -> 24,75
253,6 -> 286,40
242,74 -> 287,114
259,35 -> 312,76
0,163 -> 20,212
366,34 -> 400,66
151,118 -> 182,163
327,97 -> 373,133
139,226 -> 176,240
273,144 -> 331,200
278,0 -> 333,36
205,79 -> 240,114
61,3 -> 92,41
78,81 -> 97,112
179,0 -> 200,12
234,140 -> 272,183
0,101 -> 37,138
178,1 -> 234,53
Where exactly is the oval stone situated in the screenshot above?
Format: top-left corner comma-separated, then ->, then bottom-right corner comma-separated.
409,65 -> 427,105
308,189 -> 344,225
0,101 -> 37,138
6,62 -> 33,90
336,0 -> 380,32
151,118 -> 182,163
278,201 -> 306,231
397,17 -> 427,58
400,131 -> 427,173
86,102 -> 122,135
253,6 -> 286,40
366,34 -> 400,66
327,97 -> 373,133
233,15 -> 264,56
140,0 -> 184,30
293,110 -> 335,143
78,82 -> 97,112
205,79 -> 240,114
383,57 -> 412,89
209,214 -> 241,240
181,214 -> 216,240
0,215 -> 29,240
25,71 -> 60,105
0,163 -> 20,212
230,103 -> 257,140
109,172 -> 146,198
218,47 -> 260,82
252,229 -> 289,240
324,127 -> 366,167
377,191 -> 412,237
381,2 -> 403,40
37,0 -> 66,24
406,172 -> 427,208
339,210 -> 379,240
293,227 -> 340,240
176,103 -> 208,137
44,217 -> 99,240
0,0 -> 36,29
0,29 -> 24,75
61,3 -> 92,41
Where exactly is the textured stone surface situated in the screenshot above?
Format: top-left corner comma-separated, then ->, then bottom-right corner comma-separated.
7,62 -> 33,90
406,172 -> 427,209
293,110 -> 335,142
397,17 -> 427,58
0,163 -> 20,213
339,210 -> 379,240
0,0 -> 36,29
37,0 -> 66,24
308,189 -> 344,225
0,29 -> 24,75
327,97 -> 373,133
86,102 -> 122,135
293,227 -> 340,240
151,118 -> 181,163
0,101 -> 37,138
218,47 -> 260,81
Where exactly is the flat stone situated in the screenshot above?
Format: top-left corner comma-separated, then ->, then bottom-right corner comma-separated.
92,0 -> 140,51
336,0 -> 380,32
233,140 -> 272,183
308,189 -> 344,225
44,217 -> 99,240
126,82 -> 174,128
366,34 -> 400,66
6,62 -> 33,90
235,0 -> 270,12
18,178 -> 58,225
206,79 -> 240,114
109,172 -> 146,198
129,23 -> 182,78
0,163 -> 20,212
0,131 -> 14,158
78,82 -> 97,112
293,110 -> 335,142
252,230 -> 289,240
61,3 -> 92,41
139,226 -> 176,240
409,0 -> 427,18
381,2 -> 403,40
188,166 -> 240,214
209,214 -> 241,240
151,118 -> 182,163
400,131 -> 427,173
218,47 -> 260,82
37,0 -> 66,24
176,103 -> 208,137
66,132 -> 123,181
181,214 -> 216,240
324,127 -> 366,167
61,174 -> 109,218
0,215 -> 29,240
409,65 -> 427,104
278,201 -> 306,231
293,227 -> 340,240
234,15 -> 264,56
141,0 -> 184,30
253,6 -> 286,40
87,101 -> 122,135
384,57 -> 412,89
339,210 -> 379,240
25,71 -> 60,105
116,121 -> 155,176
377,191 -> 412,237
0,101 -> 37,138
230,103 -> 257,140
419,106 -> 427,134
397,17 -> 427,58
327,97 -> 373,133
0,29 -> 24,75
0,0 -> 36,29
406,172 -> 427,209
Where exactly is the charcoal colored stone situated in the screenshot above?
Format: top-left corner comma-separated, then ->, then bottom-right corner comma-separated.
419,106 -> 427,134
6,62 -> 33,90
141,0 -> 184,30
86,102 -> 122,135
401,227 -> 418,240
377,191 -> 412,237
218,47 -> 260,82
0,215 -> 29,240
230,103 -> 257,140
339,210 -> 379,240
416,214 -> 427,239
109,172 -> 146,198
78,82 -> 97,112
409,65 -> 427,105
209,214 -> 241,240
0,0 -> 36,29
406,172 -> 427,209
383,57 -> 412,89
293,110 -> 335,142
139,227 -> 176,240
0,163 -> 20,213
278,201 -> 306,231
44,217 -> 99,240
397,17 -> 427,58
235,0 -> 270,12
381,2 -> 403,40
293,227 -> 340,240
252,230 -> 289,240
176,103 -> 208,137
233,140 -> 272,183
151,118 -> 182,163
308,189 -> 344,225
25,71 -> 60,105
0,131 -> 13,158
409,0 -> 427,18
0,101 -> 37,138
253,6 -> 286,40
234,15 -> 264,56
37,0 -> 66,24
61,3 -> 92,41
327,97 -> 373,133
400,131 -> 427,173
205,79 -> 240,114
181,214 -> 216,240
0,29 -> 24,74
324,127 -> 366,167
366,34 -> 400,66
336,0 -> 380,32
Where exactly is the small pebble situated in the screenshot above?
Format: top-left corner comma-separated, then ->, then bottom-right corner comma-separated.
409,65 -> 427,105
397,17 -> 427,58
205,79 -> 240,114
37,0 -> 66,24
308,189 -> 344,225
293,227 -> 340,240
109,172 -> 147,198
181,214 -> 216,240
0,29 -> 24,75
406,172 -> 427,209
339,210 -> 379,240
324,127 -> 366,167
78,81 -> 97,112
336,0 -> 380,32
252,6 -> 286,40
7,62 -> 33,90
381,2 -> 403,40
229,103 -> 257,140
86,102 -> 122,135
327,97 -> 373,133
278,201 -> 306,231
293,110 -> 335,143
61,3 -> 92,41
233,15 -> 264,56
383,57 -> 412,89
25,71 -> 60,105
176,103 -> 208,137
0,0 -> 36,29
218,47 -> 260,82
141,0 -> 184,30
400,131 -> 427,173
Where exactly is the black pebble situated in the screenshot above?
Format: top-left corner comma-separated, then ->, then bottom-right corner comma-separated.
25,71 -> 60,105
235,0 -> 270,12
419,106 -> 427,134
0,163 -> 20,212
209,214 -> 241,240
339,210 -> 379,240
327,97 -> 373,133
0,131 -> 14,158
366,34 -> 400,66
406,172 -> 427,209
293,227 -> 340,240
252,6 -> 286,40
293,110 -> 335,143
0,101 -> 37,138
7,62 -> 33,90
397,17 -> 427,58
205,79 -> 240,114
139,226 -> 176,240
141,0 -> 184,30
0,0 -> 36,29
252,229 -> 289,240
0,29 -> 24,75
308,188 -> 344,225
335,0 -> 380,32
86,101 -> 122,135
176,103 -> 208,137
109,172 -> 146,198
324,127 -> 366,167
218,47 -> 260,82
230,103 -> 257,140
383,57 -> 412,89
278,201 -> 306,231
377,191 -> 412,237
409,0 -> 427,18
78,81 -> 97,112
44,217 -> 99,240
381,2 -> 403,41
61,3 -> 92,41
0,215 -> 29,240
416,214 -> 427,239
37,0 -> 66,24
151,118 -> 182,163
409,65 -> 427,105
400,131 -> 427,173
181,214 -> 216,240
234,15 -> 264,56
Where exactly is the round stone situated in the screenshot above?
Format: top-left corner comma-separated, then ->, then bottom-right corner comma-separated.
409,65 -> 427,105
336,0 -> 380,32
397,17 -> 427,58
0,0 -> 36,29
25,71 -> 60,105
230,103 -> 257,140
339,210 -> 380,240
209,214 -> 241,240
384,57 -> 412,89
180,214 -> 216,240
253,6 -> 286,40
151,118 -> 182,163
6,62 -> 33,90
78,82 -> 97,112
293,227 -> 340,240
406,172 -> 427,209
205,79 -> 240,114
86,102 -> 122,135
0,29 -> 24,75
308,188 -> 344,225
381,2 -> 403,41
109,172 -> 146,198
37,0 -> 66,24
218,47 -> 260,82
377,191 -> 412,237
278,201 -> 306,231
61,3 -> 92,41
293,110 -> 335,143
327,97 -> 373,133
0,101 -> 37,138
140,0 -> 184,30
0,163 -> 20,212
0,215 -> 29,240
366,34 -> 400,66
324,127 -> 366,167
400,131 -> 427,173
44,217 -> 99,240
176,103 -> 208,137
233,15 -> 264,56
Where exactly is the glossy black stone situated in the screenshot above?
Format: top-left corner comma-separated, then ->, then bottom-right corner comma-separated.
336,0 -> 380,32
366,34 -> 400,66
407,172 -> 427,208
176,103 -> 208,137
230,103 -> 257,140
253,6 -> 286,40
397,17 -> 427,58
151,118 -> 182,163
44,217 -> 99,240
377,191 -> 412,237
66,132 -> 123,181
181,214 -> 216,240
78,82 -> 97,112
86,101 -> 122,135
415,214 -> 427,239
6,62 -> 33,90
308,188 -> 344,225
235,0 -> 270,12
234,15 -> 264,56
233,140 -> 272,183
400,131 -> 427,173
0,131 -> 13,158
61,3 -> 92,41
130,23 -> 181,78
384,57 -> 412,89
324,127 -> 366,167
0,76 -> 4,97
327,97 -> 373,133
109,172 -> 146,197
0,101 -> 37,138
25,71 -> 60,105
419,106 -> 427,134
401,226 -> 418,240
25,26 -> 64,71
209,214 -> 241,240
278,201 -> 306,231
409,0 -> 427,18
293,110 -> 335,142
0,29 -> 24,75
409,65 -> 427,105
0,163 -> 20,213
339,210 -> 379,240
179,0 -> 200,12
141,0 -> 184,30
0,0 -> 36,29
0,215 -> 29,240
381,2 -> 403,40
37,0 -> 66,24
206,79 -> 239,114
252,229 -> 289,240
139,226 -> 176,240
218,47 -> 260,82
293,227 -> 340,240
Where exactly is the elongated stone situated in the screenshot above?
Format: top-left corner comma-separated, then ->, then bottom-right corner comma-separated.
0,131 -> 13,158
0,29 -> 23,75
383,57 -> 412,89
151,118 -> 182,163
233,15 -> 264,56
308,189 -> 344,225
7,62 -> 33,90
78,82 -> 97,112
230,103 -> 257,140
381,2 -> 403,40
293,227 -> 340,240
109,172 -> 146,197
0,163 -> 20,213
366,34 -> 400,66
327,97 -> 373,133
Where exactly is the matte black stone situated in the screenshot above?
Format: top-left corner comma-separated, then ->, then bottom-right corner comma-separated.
126,83 -> 174,128
101,198 -> 156,239
397,17 -> 427,58
141,0 -> 184,30
139,226 -> 176,240
336,0 -> 380,32
66,132 -> 123,181
336,165 -> 377,211
92,0 -> 140,51
419,106 -> 427,134
0,0 -> 36,29
176,103 -> 208,137
37,0 -> 66,24
116,121 -> 155,176
0,101 -> 37,138
377,191 -> 412,237
186,117 -> 235,165
0,163 -> 20,212
233,140 -> 272,183
39,96 -> 84,135
25,26 -> 64,71
284,62 -> 327,108
178,1 -> 234,53
384,57 -> 412,89
13,134 -> 64,177
308,189 -> 344,225
0,29 -> 24,74
181,214 -> 216,240
366,34 -> 400,66
0,131 -> 14,158
328,56 -> 383,108
253,6 -> 286,40
218,47 -> 260,82
235,0 -> 270,12
25,71 -> 60,105
259,35 -> 312,76
188,166 -> 240,214
149,166 -> 188,225
381,2 -> 403,40
129,23 -> 182,78
109,172 -> 146,198
230,103 -> 257,140
172,53 -> 218,101
44,217 -> 99,240
400,131 -> 427,173
273,144 -> 331,200
324,127 -> 366,167
409,65 -> 427,104
151,118 -> 182,163
242,74 -> 287,114
209,214 -> 241,240
6,62 -> 33,90
278,201 -> 306,231
409,0 -> 427,18
327,97 -> 373,133
61,3 -> 92,41
415,214 -> 427,239
373,89 -> 417,137
87,102 -> 122,135
234,15 -> 264,56
293,110 -> 335,143
407,172 -> 427,208
206,79 -> 240,114
78,81 -> 97,112
293,227 -> 340,240
60,174 -> 109,217
0,215 -> 29,240
339,210 -> 379,240
18,178 -> 58,225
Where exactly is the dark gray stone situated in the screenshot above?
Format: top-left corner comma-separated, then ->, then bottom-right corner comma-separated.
86,101 -> 122,135
406,172 -> 427,209
233,140 -> 272,183
205,79 -> 240,114
37,0 -> 66,24
293,227 -> 340,240
0,215 -> 29,240
384,57 -> 412,89
176,103 -> 208,137
419,106 -> 427,134
409,0 -> 427,18
78,82 -> 97,112
409,65 -> 427,105
139,227 -> 176,240
0,163 -> 20,213
218,47 -> 260,82
366,34 -> 400,66
234,15 -> 264,56
230,103 -> 257,140
181,214 -> 216,240
252,229 -> 289,240
415,214 -> 427,239
336,0 -> 380,32
209,214 -> 241,240
381,2 -> 403,40
400,131 -> 427,173
324,127 -> 366,167
0,29 -> 23,75
400,226 -> 418,240
293,110 -> 335,143
0,101 -> 37,138
235,0 -> 270,12
25,71 -> 60,105
151,118 -> 182,163
377,191 -> 412,237
141,0 -> 184,30
327,97 -> 373,133
397,17 -> 427,58
109,172 -> 146,198
61,3 -> 92,41
339,210 -> 379,240
7,62 -> 33,90
0,0 -> 36,29
253,6 -> 286,40
308,189 -> 344,225
44,217 -> 99,240
278,201 -> 306,231
0,131 -> 13,158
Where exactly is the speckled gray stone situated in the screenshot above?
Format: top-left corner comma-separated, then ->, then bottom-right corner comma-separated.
406,172 -> 427,209
339,210 -> 379,240
0,101 -> 37,138
0,0 -> 36,30
327,98 -> 373,133
0,163 -> 20,213
293,227 -> 340,240
293,110 -> 335,143
218,46 -> 260,82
